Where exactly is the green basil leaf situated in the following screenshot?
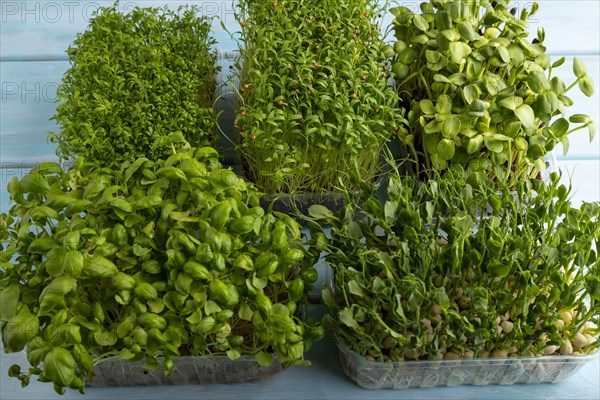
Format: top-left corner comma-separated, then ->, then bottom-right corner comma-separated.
20,173 -> 50,193
2,307 -> 39,352
0,284 -> 20,321
83,255 -> 118,279
44,348 -> 75,387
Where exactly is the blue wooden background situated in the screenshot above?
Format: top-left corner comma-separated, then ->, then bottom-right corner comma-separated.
0,1 -> 599,399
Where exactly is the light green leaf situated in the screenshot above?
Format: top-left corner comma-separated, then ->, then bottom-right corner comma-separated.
560,136 -> 570,156
437,138 -> 456,160
413,14 -> 429,31
432,288 -> 450,311
569,114 -> 590,124
384,202 -> 398,225
419,99 -> 435,115
83,255 -> 118,279
498,96 -> 523,111
527,143 -> 546,160
118,348 -> 136,360
483,137 -> 504,153
436,94 -> 453,115
504,121 -> 522,138
573,57 -> 588,78
508,43 -> 525,64
39,277 -> 77,315
44,348 -> 75,387
497,46 -> 510,63
449,41 -> 464,64
322,288 -> 336,309
348,280 -> 364,297
238,303 -> 254,321
527,71 -> 549,93
339,308 -> 360,330
256,351 -> 274,367
2,307 -> 39,352
442,117 -> 461,138
550,118 -> 569,138
514,104 -> 536,131
347,221 -> 362,241
457,21 -> 478,41
30,206 -> 59,221
308,204 -> 334,220
0,285 -> 20,321
578,76 -> 594,97
227,348 -> 241,360
94,330 -> 118,346
433,74 -> 452,84
20,173 -> 50,193
467,135 -> 484,154
398,47 -> 419,65
463,85 -> 478,105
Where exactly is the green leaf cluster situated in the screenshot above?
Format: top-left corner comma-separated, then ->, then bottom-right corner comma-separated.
234,0 -> 406,193
0,140 -> 322,394
48,4 -> 220,168
389,0 -> 595,184
310,167 -> 600,362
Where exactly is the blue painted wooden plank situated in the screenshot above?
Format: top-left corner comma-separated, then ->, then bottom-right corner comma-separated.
0,60 -> 64,163
530,0 -> 600,55
1,1 -> 598,61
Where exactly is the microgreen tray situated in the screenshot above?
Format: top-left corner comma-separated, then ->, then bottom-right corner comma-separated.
336,339 -> 596,389
88,355 -> 282,387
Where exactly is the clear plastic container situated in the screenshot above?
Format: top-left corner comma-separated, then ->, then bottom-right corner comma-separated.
336,339 -> 596,389
88,355 -> 282,387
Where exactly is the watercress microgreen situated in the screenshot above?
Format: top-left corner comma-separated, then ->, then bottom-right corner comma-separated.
48,3 -> 220,168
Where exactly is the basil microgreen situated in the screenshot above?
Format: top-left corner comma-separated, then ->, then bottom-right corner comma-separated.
0,137 -> 323,394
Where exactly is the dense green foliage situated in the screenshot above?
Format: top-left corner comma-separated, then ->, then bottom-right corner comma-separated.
49,4 -> 219,167
235,0 -> 405,193
389,0 -> 595,184
0,137 -> 322,394
309,167 -> 600,361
